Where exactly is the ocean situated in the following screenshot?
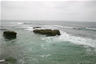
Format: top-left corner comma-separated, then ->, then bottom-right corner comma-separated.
0,20 -> 96,64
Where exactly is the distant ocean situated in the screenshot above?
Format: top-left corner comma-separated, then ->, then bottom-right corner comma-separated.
0,20 -> 96,64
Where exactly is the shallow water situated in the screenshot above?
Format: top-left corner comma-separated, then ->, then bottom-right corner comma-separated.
0,20 -> 96,64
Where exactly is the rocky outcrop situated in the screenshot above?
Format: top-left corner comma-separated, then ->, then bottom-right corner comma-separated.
3,31 -> 17,39
33,29 -> 61,36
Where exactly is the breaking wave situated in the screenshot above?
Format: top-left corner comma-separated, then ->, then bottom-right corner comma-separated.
73,27 -> 96,31
15,23 -> 96,48
42,31 -> 96,48
44,25 -> 96,31
17,22 -> 24,25
24,27 -> 34,31
16,22 -> 96,32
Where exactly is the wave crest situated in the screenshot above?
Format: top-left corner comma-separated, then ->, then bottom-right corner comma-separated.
42,31 -> 96,48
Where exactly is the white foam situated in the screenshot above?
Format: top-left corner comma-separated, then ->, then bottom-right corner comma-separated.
43,25 -> 59,29
42,31 -> 96,48
24,27 -> 34,31
40,54 -> 51,58
41,44 -> 47,49
24,27 -> 49,31
24,25 -> 76,31
53,25 -> 64,28
11,22 -> 25,28
0,59 -> 5,62
43,25 -> 76,30
63,26 -> 75,29
85,27 -> 96,31
17,22 -> 24,25
44,25 -> 96,31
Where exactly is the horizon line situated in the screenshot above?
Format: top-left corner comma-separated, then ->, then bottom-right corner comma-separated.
1,20 -> 96,22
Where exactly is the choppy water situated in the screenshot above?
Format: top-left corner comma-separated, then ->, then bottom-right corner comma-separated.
0,20 -> 96,64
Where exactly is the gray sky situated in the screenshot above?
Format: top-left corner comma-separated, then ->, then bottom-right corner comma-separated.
1,1 -> 96,21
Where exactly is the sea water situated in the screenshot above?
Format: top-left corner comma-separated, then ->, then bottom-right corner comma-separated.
0,20 -> 96,64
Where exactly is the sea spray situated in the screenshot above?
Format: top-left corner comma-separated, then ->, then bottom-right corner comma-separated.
42,31 -> 96,48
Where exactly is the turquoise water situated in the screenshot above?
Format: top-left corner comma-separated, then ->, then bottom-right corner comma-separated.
0,20 -> 96,64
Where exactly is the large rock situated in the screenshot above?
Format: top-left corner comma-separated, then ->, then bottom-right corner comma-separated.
33,29 -> 61,36
3,31 -> 17,39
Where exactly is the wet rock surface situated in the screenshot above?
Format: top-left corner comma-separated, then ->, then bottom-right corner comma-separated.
3,31 -> 17,39
33,29 -> 61,36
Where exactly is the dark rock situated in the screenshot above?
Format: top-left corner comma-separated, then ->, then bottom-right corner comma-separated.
3,31 -> 17,39
33,27 -> 41,29
33,29 -> 61,36
52,44 -> 56,46
5,57 -> 17,63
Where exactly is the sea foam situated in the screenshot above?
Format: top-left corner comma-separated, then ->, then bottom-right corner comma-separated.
42,31 -> 96,48
24,27 -> 34,31
17,22 -> 24,25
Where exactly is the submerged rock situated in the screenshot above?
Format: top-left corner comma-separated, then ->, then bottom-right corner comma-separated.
33,29 -> 61,36
0,57 -> 17,64
5,57 -> 17,63
3,31 -> 17,39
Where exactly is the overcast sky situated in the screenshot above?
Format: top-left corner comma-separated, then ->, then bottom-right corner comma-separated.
1,1 -> 96,21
